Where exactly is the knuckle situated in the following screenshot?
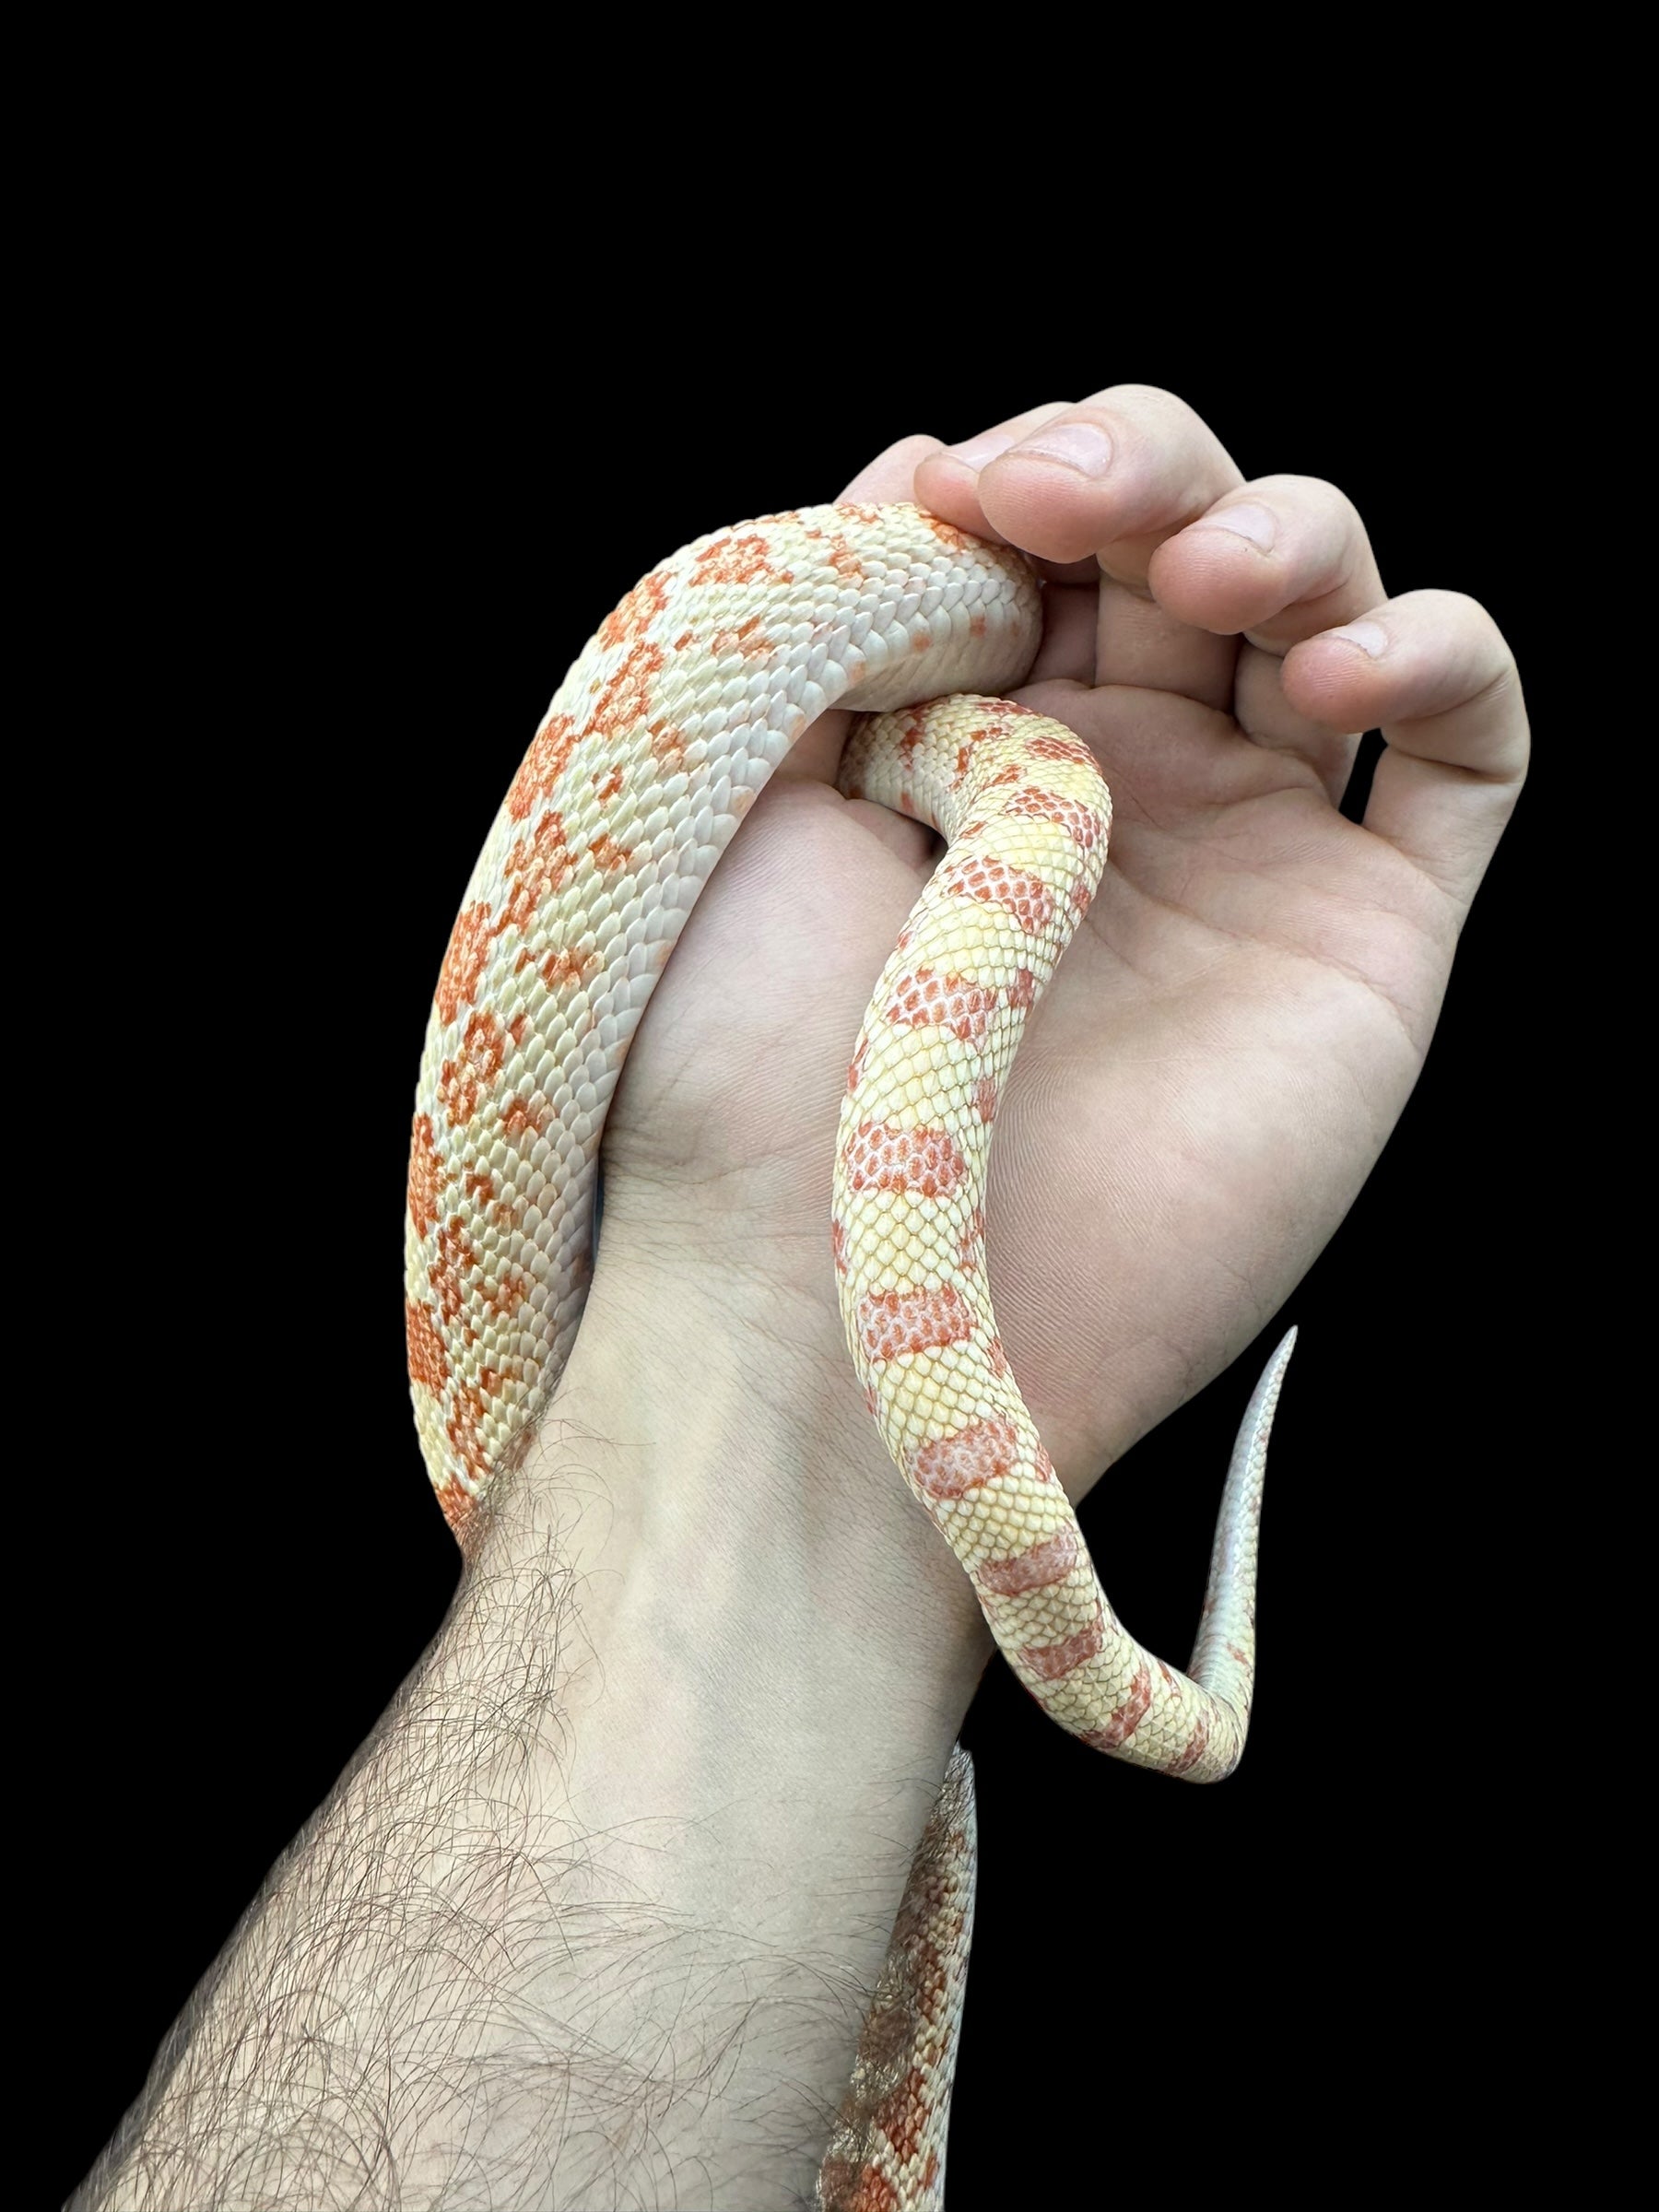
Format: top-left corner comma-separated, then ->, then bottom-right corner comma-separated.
1422,589 -> 1514,671
1259,473 -> 1366,533
1084,382 -> 1208,435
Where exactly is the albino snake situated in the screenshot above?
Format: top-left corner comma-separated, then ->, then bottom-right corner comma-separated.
405,501 -> 1293,2208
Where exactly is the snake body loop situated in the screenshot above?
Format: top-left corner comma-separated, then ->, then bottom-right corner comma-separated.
406,502 -> 1292,2210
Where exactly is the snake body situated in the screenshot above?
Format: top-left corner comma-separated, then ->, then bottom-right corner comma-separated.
406,502 -> 1292,2208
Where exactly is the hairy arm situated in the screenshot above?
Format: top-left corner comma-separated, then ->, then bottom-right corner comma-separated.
76,1277 -> 987,2211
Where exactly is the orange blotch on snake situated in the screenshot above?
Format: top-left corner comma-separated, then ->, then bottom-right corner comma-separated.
876,2067 -> 931,2168
506,712 -> 579,822
1022,1602 -> 1108,1684
439,1009 -> 506,1128
978,1528 -> 1079,1597
693,533 -> 792,586
588,636 -> 665,747
830,1218 -> 849,1277
843,1121 -> 967,1199
1008,969 -> 1037,1012
1080,1660 -> 1154,1748
881,968 -> 1000,1044
597,571 -> 670,648
464,1170 -> 493,1203
407,1114 -> 444,1236
857,1284 -> 975,1365
818,2163 -> 896,2212
435,1476 -> 475,1532
478,1266 -> 529,1320
500,1094 -> 549,1141
1028,730 -> 1094,765
812,532 -> 865,583
1006,784 -> 1106,851
498,811 -> 573,935
909,1415 -> 1020,1499
710,615 -> 775,660
445,1391 -> 492,1481
405,1300 -> 449,1394
973,1077 -> 997,1124
1167,1708 -> 1213,1778
435,900 -> 495,1025
941,854 -> 1055,935
429,1217 -> 477,1325
588,832 -> 634,874
533,945 -> 599,993
593,764 -> 625,803
957,1206 -> 986,1271
646,718 -> 687,766
979,700 -> 1040,729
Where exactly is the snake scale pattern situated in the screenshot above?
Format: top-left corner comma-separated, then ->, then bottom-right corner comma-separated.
405,502 -> 1293,2208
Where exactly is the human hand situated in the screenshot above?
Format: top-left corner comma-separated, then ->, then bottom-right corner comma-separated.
576,383 -> 1526,1523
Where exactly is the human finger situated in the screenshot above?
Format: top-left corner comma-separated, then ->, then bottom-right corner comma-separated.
949,384 -> 1246,703
1152,475 -> 1389,797
1282,591 -> 1527,906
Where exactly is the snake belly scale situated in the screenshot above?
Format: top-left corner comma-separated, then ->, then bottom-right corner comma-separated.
405,501 -> 1294,2210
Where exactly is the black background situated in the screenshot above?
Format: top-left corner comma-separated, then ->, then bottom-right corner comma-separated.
46,257 -> 1573,2207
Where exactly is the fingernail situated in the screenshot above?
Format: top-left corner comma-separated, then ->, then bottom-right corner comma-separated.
1190,501 -> 1277,550
1006,420 -> 1113,477
942,434 -> 1018,474
1326,621 -> 1388,657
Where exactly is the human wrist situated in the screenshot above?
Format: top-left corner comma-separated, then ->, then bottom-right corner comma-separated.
466,1233 -> 992,1767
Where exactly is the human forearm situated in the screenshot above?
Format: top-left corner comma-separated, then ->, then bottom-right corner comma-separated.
75,1262 -> 987,2211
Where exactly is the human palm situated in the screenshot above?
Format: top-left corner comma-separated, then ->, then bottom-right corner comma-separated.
595,386 -> 1524,1505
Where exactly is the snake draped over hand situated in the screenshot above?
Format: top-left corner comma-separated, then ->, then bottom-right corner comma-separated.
406,501 -> 1294,2211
